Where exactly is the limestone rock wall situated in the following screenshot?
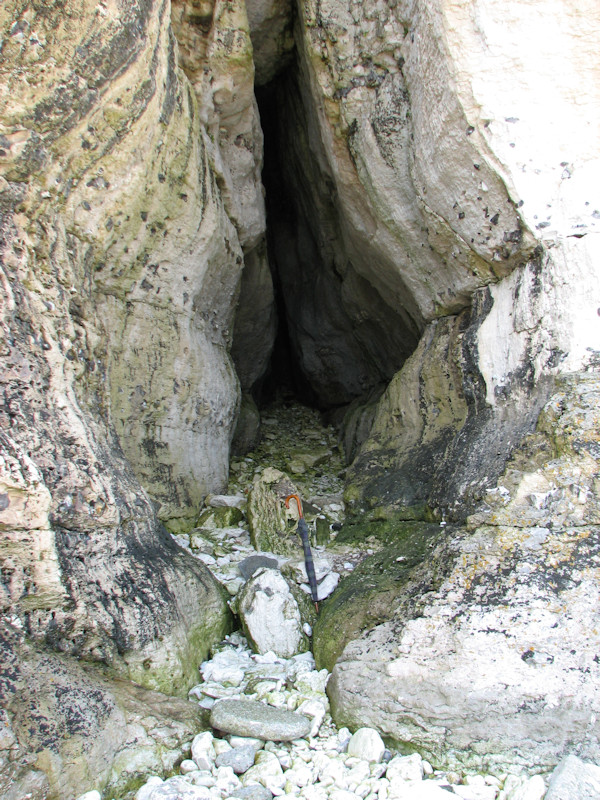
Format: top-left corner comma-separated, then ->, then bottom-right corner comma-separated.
327,375 -> 600,772
0,0 -> 243,694
313,0 -> 600,771
255,0 -> 600,418
333,0 -> 600,516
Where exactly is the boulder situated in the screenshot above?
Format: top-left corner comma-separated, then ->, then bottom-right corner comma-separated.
346,728 -> 386,763
238,568 -> 306,657
0,622 -> 207,800
210,699 -> 311,741
545,755 -> 600,800
246,468 -> 302,555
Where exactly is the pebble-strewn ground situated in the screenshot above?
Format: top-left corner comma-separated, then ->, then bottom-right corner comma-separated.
76,403 -> 583,800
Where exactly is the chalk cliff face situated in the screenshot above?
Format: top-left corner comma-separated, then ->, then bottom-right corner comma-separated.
1,0 -> 600,790
306,0 -> 600,771
0,0 -> 247,694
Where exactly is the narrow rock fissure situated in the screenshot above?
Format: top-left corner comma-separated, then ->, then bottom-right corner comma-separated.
234,59 -> 422,417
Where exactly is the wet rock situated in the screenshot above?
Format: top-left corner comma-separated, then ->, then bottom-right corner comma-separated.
545,754 -> 600,799
239,555 -> 280,580
238,569 -> 306,657
210,699 -> 311,741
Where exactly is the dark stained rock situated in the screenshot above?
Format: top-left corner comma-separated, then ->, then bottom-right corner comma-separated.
238,555 -> 279,580
0,621 -> 208,800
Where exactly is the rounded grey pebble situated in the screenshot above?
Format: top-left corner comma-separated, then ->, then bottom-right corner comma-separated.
227,785 -> 273,800
215,744 -> 256,774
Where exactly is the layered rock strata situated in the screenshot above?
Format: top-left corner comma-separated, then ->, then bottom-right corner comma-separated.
0,0 -> 245,694
305,0 -> 600,772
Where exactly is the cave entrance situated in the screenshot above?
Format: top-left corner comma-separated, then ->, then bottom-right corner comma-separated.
231,49 -> 422,455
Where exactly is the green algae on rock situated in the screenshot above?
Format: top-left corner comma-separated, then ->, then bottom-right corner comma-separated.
313,521 -> 445,672
0,622 -> 209,800
246,467 -> 303,556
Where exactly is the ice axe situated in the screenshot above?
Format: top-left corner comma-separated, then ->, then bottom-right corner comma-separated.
285,494 -> 319,613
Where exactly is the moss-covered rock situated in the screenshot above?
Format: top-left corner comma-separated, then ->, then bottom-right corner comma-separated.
0,622 -> 211,800
196,506 -> 244,529
313,521 -> 444,671
246,468 -> 303,555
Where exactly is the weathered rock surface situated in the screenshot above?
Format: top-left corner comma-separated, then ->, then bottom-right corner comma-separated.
0,622 -> 207,800
215,744 -> 257,774
210,699 -> 312,741
0,0 -> 238,695
289,0 -> 600,773
327,380 -> 600,772
545,754 -> 600,799
247,0 -> 294,86
237,568 -> 306,657
246,468 -> 302,555
0,419 -> 232,696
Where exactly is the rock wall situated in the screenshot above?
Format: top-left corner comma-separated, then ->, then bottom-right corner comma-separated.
1,0 -> 599,788
326,374 -> 600,772
339,0 -> 600,516
309,0 -> 600,771
0,0 -> 247,697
